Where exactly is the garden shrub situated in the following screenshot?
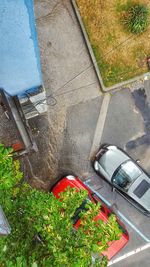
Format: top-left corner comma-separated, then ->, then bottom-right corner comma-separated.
123,4 -> 149,34
0,144 -> 121,267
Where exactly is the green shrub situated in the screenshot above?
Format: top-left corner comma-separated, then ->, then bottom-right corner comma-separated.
123,4 -> 149,34
0,144 -> 122,267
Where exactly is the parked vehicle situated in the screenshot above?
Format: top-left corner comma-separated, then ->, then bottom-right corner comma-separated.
52,175 -> 129,260
93,144 -> 150,216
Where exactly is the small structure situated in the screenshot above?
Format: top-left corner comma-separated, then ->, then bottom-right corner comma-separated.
147,57 -> 150,70
0,0 -> 47,153
0,206 -> 11,236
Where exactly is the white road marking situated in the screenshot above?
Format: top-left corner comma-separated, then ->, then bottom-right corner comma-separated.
108,243 -> 150,265
89,93 -> 111,158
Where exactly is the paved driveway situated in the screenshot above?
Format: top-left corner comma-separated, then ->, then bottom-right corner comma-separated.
25,0 -> 102,186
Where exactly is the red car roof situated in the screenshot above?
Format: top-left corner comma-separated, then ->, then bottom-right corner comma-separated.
52,175 -> 129,260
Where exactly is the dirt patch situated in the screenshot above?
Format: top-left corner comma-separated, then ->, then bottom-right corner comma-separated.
0,94 -> 24,149
20,113 -> 61,190
76,0 -> 150,87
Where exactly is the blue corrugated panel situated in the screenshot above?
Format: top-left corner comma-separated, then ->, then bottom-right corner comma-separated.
0,0 -> 42,96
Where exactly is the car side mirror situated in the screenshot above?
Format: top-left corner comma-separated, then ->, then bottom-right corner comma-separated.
136,159 -> 140,164
112,186 -> 116,192
110,203 -> 118,213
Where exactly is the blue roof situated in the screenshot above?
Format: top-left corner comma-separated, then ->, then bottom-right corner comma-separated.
0,0 -> 42,96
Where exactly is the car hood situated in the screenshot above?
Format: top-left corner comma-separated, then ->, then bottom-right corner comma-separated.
99,146 -> 129,179
128,174 -> 150,212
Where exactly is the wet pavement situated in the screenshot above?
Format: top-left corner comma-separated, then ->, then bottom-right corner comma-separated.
101,82 -> 150,174
58,96 -> 103,177
127,87 -> 150,149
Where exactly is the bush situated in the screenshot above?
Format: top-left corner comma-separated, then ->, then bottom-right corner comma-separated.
0,144 -> 122,267
123,4 -> 149,34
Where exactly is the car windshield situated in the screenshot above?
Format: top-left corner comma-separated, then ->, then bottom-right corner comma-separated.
72,197 -> 91,224
112,160 -> 142,189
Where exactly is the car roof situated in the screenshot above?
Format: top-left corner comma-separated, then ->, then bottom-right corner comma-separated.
52,176 -> 126,225
52,176 -> 113,215
128,174 -> 150,212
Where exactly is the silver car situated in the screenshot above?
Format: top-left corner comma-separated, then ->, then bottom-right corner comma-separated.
93,144 -> 150,217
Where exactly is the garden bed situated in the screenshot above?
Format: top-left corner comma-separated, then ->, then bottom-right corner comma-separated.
76,0 -> 150,87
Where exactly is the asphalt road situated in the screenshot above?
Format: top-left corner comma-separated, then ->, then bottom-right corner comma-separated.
89,81 -> 150,266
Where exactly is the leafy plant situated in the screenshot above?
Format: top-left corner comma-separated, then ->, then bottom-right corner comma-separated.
0,144 -> 122,267
123,4 -> 149,34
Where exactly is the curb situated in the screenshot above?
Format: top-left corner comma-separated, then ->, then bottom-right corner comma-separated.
71,0 -> 150,93
71,0 -> 104,93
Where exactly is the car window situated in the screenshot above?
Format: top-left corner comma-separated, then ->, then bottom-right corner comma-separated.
118,223 -> 128,236
98,152 -> 109,172
72,197 -> 91,224
112,160 -> 142,189
107,210 -> 112,217
101,205 -> 105,213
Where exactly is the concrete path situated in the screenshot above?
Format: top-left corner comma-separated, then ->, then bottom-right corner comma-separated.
23,0 -> 103,186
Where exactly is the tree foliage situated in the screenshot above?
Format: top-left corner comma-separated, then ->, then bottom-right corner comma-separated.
0,144 -> 122,267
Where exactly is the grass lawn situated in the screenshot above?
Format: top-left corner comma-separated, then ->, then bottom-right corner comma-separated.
76,0 -> 150,87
